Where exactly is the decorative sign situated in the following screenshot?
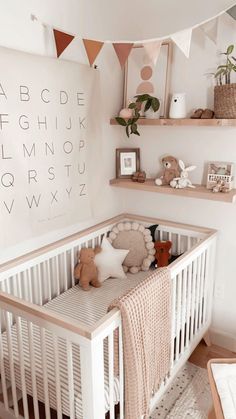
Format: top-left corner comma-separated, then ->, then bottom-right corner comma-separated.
0,46 -> 95,249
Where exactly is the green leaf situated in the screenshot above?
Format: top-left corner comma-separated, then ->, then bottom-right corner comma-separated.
115,117 -> 127,126
126,125 -> 130,138
134,130 -> 140,136
131,123 -> 138,132
128,102 -> 136,109
227,44 -> 234,55
144,100 -> 152,112
152,97 -> 160,112
134,94 -> 150,102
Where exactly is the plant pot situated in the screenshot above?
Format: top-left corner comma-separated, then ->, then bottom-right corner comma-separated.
214,84 -> 236,119
144,107 -> 161,119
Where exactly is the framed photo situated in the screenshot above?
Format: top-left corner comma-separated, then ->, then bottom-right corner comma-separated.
116,148 -> 140,178
207,161 -> 234,190
123,41 -> 172,118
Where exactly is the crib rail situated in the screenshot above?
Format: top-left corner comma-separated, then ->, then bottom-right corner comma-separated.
0,213 -> 217,419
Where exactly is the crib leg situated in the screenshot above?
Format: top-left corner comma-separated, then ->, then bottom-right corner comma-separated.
80,339 -> 105,419
203,331 -> 211,347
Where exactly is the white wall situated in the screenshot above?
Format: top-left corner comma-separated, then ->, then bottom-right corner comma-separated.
0,0 -> 124,263
116,13 -> 236,345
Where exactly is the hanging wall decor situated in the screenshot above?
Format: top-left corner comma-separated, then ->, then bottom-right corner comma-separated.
123,42 -> 172,118
0,46 -> 96,250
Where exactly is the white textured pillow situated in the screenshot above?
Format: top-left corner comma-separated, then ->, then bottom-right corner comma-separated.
95,237 -> 129,283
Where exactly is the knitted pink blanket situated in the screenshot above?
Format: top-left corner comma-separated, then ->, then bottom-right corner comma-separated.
109,268 -> 171,419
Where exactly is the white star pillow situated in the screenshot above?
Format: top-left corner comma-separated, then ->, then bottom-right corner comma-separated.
95,237 -> 129,283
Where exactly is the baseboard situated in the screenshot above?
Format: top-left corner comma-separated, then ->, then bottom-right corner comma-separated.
210,328 -> 236,352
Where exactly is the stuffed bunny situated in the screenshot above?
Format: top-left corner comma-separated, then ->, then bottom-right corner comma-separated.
170,160 -> 196,189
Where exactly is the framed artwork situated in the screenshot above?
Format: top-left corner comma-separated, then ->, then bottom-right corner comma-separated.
116,148 -> 140,178
207,161 -> 234,190
123,41 -> 172,118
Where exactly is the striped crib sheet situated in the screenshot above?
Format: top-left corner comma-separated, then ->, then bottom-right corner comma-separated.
1,271 -> 150,418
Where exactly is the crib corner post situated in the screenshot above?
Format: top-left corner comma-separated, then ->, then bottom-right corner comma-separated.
80,337 -> 105,419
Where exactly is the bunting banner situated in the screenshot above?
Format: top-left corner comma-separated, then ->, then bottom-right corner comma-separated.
83,39 -> 104,66
171,28 -> 192,58
143,40 -> 162,66
53,29 -> 74,57
113,43 -> 134,67
227,5 -> 236,20
200,18 -> 219,44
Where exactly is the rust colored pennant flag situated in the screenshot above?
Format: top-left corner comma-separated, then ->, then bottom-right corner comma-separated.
113,43 -> 134,67
83,39 -> 104,66
53,29 -> 74,57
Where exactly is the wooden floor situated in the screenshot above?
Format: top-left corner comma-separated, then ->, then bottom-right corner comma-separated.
1,340 -> 235,419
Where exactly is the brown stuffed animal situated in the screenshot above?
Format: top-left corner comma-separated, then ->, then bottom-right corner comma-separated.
155,155 -> 180,186
74,248 -> 101,291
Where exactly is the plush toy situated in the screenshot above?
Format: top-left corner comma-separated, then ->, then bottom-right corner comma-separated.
74,247 -> 102,291
155,156 -> 180,186
170,160 -> 196,189
154,241 -> 172,267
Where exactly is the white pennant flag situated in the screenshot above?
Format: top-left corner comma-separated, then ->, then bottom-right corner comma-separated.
143,41 -> 162,66
200,18 -> 219,44
227,5 -> 236,20
171,28 -> 192,58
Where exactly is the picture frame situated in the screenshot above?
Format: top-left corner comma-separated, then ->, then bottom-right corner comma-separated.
123,41 -> 172,118
206,161 -> 234,190
116,148 -> 140,178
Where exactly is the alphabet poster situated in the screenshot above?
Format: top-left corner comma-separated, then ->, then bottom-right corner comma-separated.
0,46 -> 95,250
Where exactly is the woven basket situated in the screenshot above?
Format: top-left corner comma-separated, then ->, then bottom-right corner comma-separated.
214,83 -> 236,118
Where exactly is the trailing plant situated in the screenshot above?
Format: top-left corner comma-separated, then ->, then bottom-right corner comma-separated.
215,44 -> 236,85
115,94 -> 160,137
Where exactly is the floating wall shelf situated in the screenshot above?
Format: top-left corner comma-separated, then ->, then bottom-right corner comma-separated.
110,178 -> 236,203
110,118 -> 236,127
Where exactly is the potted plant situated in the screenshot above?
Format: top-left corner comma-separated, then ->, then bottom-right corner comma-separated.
115,94 -> 160,137
214,44 -> 236,118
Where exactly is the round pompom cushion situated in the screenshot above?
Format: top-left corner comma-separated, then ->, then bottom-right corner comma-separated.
108,222 -> 155,273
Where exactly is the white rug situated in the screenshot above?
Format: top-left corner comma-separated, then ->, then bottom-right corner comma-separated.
150,362 -> 212,419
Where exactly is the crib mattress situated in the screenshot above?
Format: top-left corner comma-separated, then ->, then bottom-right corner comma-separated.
1,271 -> 150,418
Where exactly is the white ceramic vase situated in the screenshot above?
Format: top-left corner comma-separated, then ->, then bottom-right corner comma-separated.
169,93 -> 187,119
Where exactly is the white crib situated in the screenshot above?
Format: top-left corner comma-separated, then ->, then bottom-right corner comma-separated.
0,213 -> 217,419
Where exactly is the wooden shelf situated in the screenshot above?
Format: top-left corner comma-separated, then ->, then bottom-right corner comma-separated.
110,178 -> 236,203
110,118 -> 236,126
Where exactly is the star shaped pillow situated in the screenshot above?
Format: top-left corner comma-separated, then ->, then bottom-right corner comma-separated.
95,237 -> 129,283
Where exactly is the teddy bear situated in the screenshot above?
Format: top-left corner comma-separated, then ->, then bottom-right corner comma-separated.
74,247 -> 102,291
155,155 -> 180,186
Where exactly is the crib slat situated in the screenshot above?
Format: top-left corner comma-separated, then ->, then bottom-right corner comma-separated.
67,340 -> 75,419
108,333 -> 114,419
46,259 -> 52,301
27,269 -> 33,303
0,309 -> 9,411
63,252 -> 68,291
16,317 -> 29,419
53,335 -> 63,419
119,324 -> 124,419
55,256 -> 60,296
203,247 -> 211,324
198,251 -> 206,328
40,328 -> 51,419
190,259 -> 197,340
170,275 -> 176,367
185,264 -> 192,348
5,311 -> 19,417
175,273 -> 182,361
27,321 -> 40,419
180,268 -> 187,354
194,255 -> 201,335
71,249 -> 75,287
37,265 -> 43,305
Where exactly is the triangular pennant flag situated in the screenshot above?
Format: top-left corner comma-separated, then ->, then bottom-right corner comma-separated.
171,28 -> 192,58
83,39 -> 104,66
200,18 -> 219,44
227,5 -> 236,20
113,43 -> 134,67
143,40 -> 162,66
53,29 -> 74,58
